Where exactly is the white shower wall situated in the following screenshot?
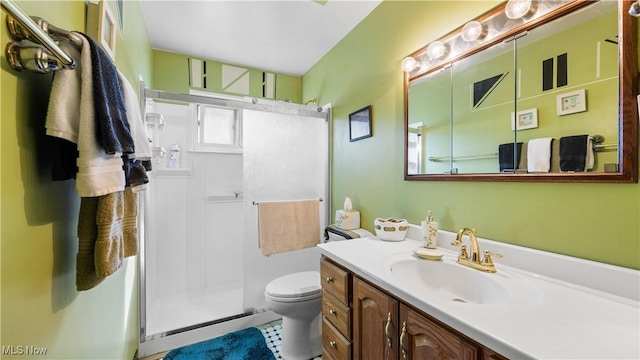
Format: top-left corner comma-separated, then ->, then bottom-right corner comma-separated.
146,102 -> 245,335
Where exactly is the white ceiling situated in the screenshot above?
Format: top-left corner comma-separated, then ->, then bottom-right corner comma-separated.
140,0 -> 382,76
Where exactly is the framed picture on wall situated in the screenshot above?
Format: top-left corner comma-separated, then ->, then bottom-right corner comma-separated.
99,0 -> 117,60
349,105 -> 372,142
511,108 -> 538,130
87,0 -> 117,60
557,89 -> 586,115
116,0 -> 124,31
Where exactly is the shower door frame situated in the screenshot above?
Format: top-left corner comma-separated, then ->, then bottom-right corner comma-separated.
137,82 -> 331,357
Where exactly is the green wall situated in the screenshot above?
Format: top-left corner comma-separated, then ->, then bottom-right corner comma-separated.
1,0 -> 152,358
152,50 -> 302,103
303,1 -> 640,270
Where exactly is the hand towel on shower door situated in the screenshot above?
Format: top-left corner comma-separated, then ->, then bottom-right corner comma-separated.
258,200 -> 320,256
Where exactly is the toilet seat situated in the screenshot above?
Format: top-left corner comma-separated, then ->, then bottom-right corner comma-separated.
265,271 -> 321,303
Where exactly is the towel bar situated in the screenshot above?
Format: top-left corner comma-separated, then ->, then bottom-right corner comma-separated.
429,135 -> 608,162
428,153 -> 498,162
253,198 -> 324,205
1,0 -> 78,73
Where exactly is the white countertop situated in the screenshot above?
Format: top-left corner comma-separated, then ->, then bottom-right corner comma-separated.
317,227 -> 640,359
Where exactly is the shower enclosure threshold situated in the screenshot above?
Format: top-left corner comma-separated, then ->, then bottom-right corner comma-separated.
145,310 -> 255,340
138,310 -> 280,358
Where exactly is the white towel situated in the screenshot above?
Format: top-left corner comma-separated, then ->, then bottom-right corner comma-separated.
586,137 -> 594,170
45,34 -> 125,197
118,71 -> 152,161
527,137 -> 553,173
45,41 -> 81,143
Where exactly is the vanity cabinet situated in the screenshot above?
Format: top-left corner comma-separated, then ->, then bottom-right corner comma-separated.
482,349 -> 509,360
321,257 -> 508,360
353,276 -> 398,360
399,303 -> 479,360
321,258 -> 352,360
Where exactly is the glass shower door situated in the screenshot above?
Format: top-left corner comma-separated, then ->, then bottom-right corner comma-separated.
241,108 -> 330,312
139,88 -> 330,356
142,100 -> 247,339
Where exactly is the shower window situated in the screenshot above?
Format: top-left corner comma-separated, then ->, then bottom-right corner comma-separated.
192,104 -> 243,153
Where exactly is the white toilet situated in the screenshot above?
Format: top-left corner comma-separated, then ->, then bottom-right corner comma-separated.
265,271 -> 322,360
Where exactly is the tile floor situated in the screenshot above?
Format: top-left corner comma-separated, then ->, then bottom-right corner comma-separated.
257,320 -> 322,360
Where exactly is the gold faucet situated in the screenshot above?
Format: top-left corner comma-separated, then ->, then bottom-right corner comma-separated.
451,228 -> 502,273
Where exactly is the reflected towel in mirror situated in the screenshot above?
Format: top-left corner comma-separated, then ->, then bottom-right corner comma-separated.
559,135 -> 593,172
527,138 -> 553,173
498,142 -> 523,172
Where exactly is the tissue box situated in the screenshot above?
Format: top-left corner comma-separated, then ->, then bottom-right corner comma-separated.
335,210 -> 360,230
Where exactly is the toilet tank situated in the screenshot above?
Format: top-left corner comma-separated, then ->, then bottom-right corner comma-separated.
324,225 -> 373,242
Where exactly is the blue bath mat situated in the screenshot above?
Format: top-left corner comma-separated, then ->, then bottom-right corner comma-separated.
164,327 -> 276,360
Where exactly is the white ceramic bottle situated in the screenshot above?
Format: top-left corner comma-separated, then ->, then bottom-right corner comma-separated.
420,214 -> 429,248
425,210 -> 438,249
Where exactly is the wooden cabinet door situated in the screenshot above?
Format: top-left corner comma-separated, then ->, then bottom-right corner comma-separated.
353,277 -> 399,360
399,304 -> 479,360
482,347 -> 508,360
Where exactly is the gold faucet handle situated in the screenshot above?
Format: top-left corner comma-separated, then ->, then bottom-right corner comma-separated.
459,244 -> 469,259
482,250 -> 503,266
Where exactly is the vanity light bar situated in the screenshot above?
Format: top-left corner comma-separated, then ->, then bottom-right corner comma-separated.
505,0 -> 536,20
426,40 -> 449,60
461,21 -> 487,42
401,0 -> 580,75
401,56 -> 418,72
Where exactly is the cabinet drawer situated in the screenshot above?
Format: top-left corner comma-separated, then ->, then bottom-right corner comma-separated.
322,290 -> 351,338
321,258 -> 350,303
322,348 -> 337,360
322,317 -> 351,360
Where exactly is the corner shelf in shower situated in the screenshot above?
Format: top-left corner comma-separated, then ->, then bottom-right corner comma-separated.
152,159 -> 193,178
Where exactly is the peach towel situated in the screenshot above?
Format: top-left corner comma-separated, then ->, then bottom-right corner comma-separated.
258,200 -> 320,256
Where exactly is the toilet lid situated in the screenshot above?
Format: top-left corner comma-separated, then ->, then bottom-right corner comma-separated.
265,271 -> 321,299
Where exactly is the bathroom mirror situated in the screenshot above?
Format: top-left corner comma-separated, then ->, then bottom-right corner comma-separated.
404,0 -> 638,182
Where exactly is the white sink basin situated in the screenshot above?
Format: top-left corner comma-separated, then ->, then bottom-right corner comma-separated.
388,258 -> 510,304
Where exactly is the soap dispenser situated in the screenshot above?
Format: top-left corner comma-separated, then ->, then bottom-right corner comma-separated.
168,143 -> 180,168
422,210 -> 438,249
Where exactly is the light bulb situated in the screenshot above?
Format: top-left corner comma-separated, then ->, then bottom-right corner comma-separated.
426,41 -> 448,60
630,1 -> 640,17
461,21 -> 486,42
401,56 -> 418,72
505,0 -> 535,19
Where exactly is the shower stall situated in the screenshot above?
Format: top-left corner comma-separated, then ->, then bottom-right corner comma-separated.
137,86 -> 330,357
